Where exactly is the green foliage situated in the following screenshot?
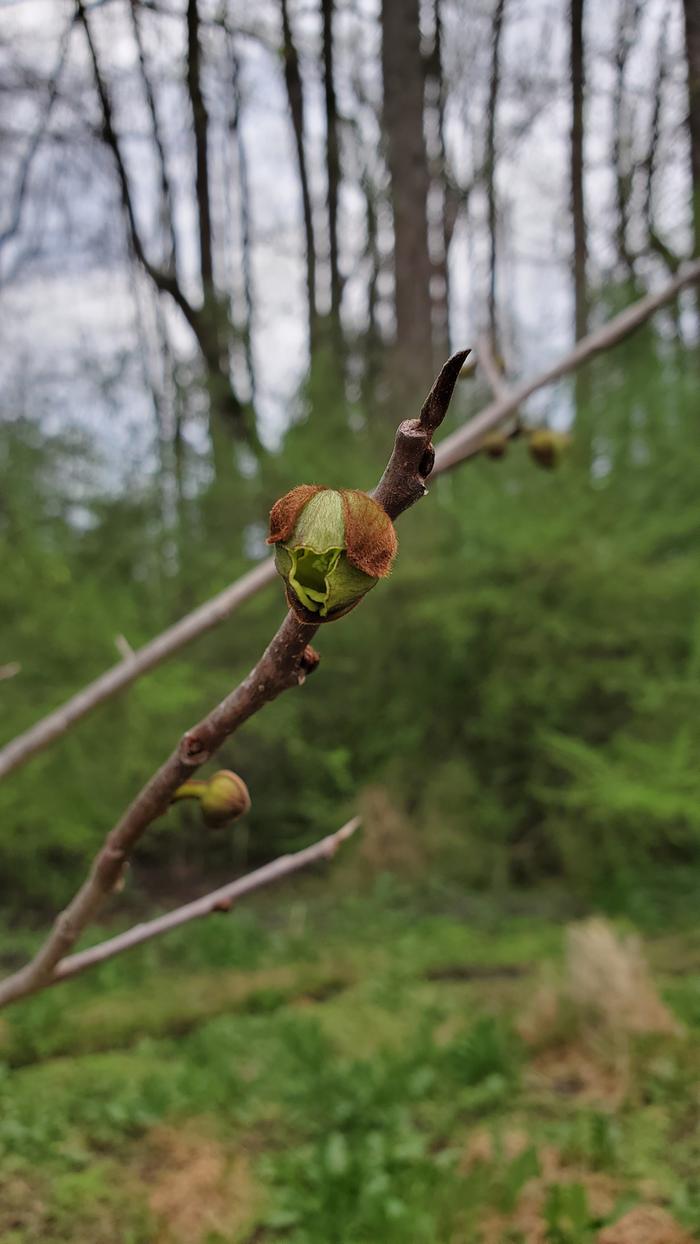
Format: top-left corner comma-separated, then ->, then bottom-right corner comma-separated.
1,328 -> 700,912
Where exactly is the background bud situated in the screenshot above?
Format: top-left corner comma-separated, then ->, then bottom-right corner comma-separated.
527,428 -> 571,470
481,431 -> 508,459
267,485 -> 397,622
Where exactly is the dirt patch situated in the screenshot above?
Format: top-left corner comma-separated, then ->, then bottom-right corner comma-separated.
477,1146 -> 620,1244
598,1205 -> 695,1244
141,1125 -> 259,1244
527,1041 -> 628,1107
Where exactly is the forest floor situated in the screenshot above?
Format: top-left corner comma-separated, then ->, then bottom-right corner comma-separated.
1,877 -> 700,1243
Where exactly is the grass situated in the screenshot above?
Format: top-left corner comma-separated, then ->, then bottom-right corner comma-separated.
1,879 -> 699,1243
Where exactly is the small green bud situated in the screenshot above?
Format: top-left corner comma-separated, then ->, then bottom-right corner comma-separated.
172,769 -> 251,828
267,486 -> 398,622
528,428 -> 571,470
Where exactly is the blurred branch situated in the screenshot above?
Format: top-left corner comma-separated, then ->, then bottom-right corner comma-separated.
2,265 -> 698,782
0,11 -> 75,263
26,817 -> 361,995
0,355 -> 466,1010
435,260 -> 700,472
476,334 -> 508,401
0,663 -> 21,682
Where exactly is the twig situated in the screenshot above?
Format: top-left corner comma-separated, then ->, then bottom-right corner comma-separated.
476,334 -> 509,401
0,663 -> 21,682
49,817 -> 361,988
0,355 -> 466,1010
2,263 -> 698,781
434,260 -> 700,472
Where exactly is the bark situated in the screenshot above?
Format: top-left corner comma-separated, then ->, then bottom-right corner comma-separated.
683,0 -> 700,258
381,0 -> 434,393
485,0 -> 506,348
570,0 -> 588,342
279,0 -> 317,344
321,0 -> 342,327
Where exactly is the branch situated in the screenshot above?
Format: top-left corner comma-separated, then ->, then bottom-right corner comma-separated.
3,263 -> 698,781
476,334 -> 509,401
37,817 -> 361,992
0,356 -> 466,1010
434,260 -> 700,472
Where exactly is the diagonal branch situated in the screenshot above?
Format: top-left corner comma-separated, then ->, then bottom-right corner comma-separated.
2,263 -> 699,782
40,817 -> 361,992
0,355 -> 467,1011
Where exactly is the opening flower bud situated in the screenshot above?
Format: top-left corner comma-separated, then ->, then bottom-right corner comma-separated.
172,769 -> 251,829
267,486 -> 398,622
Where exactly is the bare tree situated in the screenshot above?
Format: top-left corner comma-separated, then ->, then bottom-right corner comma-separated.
570,0 -> 588,345
381,0 -> 434,392
321,0 -> 342,331
279,0 -> 317,346
485,0 -> 506,350
683,0 -> 700,260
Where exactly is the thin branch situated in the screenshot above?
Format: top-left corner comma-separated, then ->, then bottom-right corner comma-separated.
0,11 -> 75,261
44,817 -> 361,991
0,357 -> 467,1010
0,559 -> 277,780
476,334 -> 508,401
129,0 -> 179,272
2,264 -> 698,782
434,260 -> 700,472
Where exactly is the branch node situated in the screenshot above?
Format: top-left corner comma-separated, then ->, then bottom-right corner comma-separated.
180,732 -> 211,766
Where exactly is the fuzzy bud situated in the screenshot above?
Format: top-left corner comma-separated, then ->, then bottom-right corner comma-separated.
528,429 -> 570,470
266,486 -> 398,622
172,769 -> 251,829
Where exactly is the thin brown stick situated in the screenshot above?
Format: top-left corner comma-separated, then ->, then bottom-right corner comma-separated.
50,817 -> 361,988
0,356 -> 466,1010
2,263 -> 698,782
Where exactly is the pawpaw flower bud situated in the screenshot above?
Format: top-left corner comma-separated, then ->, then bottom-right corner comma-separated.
528,428 -> 570,470
481,431 -> 508,460
266,485 -> 398,622
172,769 -> 251,828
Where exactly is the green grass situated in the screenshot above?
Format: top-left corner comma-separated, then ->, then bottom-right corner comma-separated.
1,884 -> 700,1243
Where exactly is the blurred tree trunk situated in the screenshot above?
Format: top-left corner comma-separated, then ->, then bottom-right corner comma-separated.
424,0 -> 453,362
683,0 -> 700,259
381,0 -> 434,395
321,0 -> 342,335
570,0 -> 588,344
485,0 -> 505,350
279,0 -> 317,350
611,0 -> 639,282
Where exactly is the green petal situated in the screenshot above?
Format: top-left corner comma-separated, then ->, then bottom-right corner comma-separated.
288,547 -> 342,613
323,554 -> 377,616
290,490 -> 345,552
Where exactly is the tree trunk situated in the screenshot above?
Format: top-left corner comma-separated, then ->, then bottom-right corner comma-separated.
321,0 -> 341,330
485,0 -> 506,349
279,0 -> 317,348
683,0 -> 700,259
570,0 -> 588,343
381,0 -> 434,395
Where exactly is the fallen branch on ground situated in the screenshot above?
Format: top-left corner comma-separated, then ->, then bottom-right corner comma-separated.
0,351 -> 468,1010
2,261 -> 697,782
41,817 -> 361,992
